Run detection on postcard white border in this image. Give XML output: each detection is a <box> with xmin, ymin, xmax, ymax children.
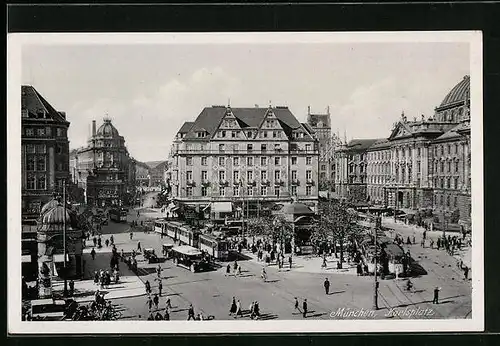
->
<box><xmin>7</xmin><ymin>31</ymin><xmax>484</xmax><ymax>334</ymax></box>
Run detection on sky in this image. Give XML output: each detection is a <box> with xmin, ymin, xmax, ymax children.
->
<box><xmin>21</xmin><ymin>42</ymin><xmax>470</xmax><ymax>162</ymax></box>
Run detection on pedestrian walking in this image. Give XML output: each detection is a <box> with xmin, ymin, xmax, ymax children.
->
<box><xmin>156</xmin><ymin>264</ymin><xmax>162</xmax><ymax>278</ymax></box>
<box><xmin>324</xmin><ymin>278</ymin><xmax>330</xmax><ymax>295</ymax></box>
<box><xmin>158</xmin><ymin>280</ymin><xmax>163</xmax><ymax>297</ymax></box>
<box><xmin>226</xmin><ymin>264</ymin><xmax>231</xmax><ymax>277</ymax></box>
<box><xmin>237</xmin><ymin>265</ymin><xmax>242</xmax><ymax>276</ymax></box>
<box><xmin>321</xmin><ymin>256</ymin><xmax>327</xmax><ymax>269</ymax></box>
<box><xmin>146</xmin><ymin>296</ymin><xmax>153</xmax><ymax>312</ymax></box>
<box><xmin>261</xmin><ymin>267</ymin><xmax>267</xmax><ymax>282</ymax></box>
<box><xmin>93</xmin><ymin>271</ymin><xmax>99</xmax><ymax>285</ymax></box>
<box><xmin>233</xmin><ymin>260</ymin><xmax>238</xmax><ymax>272</ymax></box>
<box><xmin>153</xmin><ymin>293</ymin><xmax>159</xmax><ymax>310</ymax></box>
<box><xmin>423</xmin><ymin>230</ymin><xmax>427</xmax><ymax>240</ymax></box>
<box><xmin>91</xmin><ymin>248</ymin><xmax>96</xmax><ymax>260</ymax></box>
<box><xmin>93</xmin><ymin>237</ymin><xmax>97</xmax><ymax>247</ymax></box>
<box><xmin>120</xmin><ymin>249</ymin><xmax>124</xmax><ymax>261</ymax></box>
<box><xmin>235</xmin><ymin>299</ymin><xmax>242</xmax><ymax>318</ymax></box>
<box><xmin>294</xmin><ymin>297</ymin><xmax>301</xmax><ymax>313</ymax></box>
<box><xmin>249</xmin><ymin>301</ymin><xmax>255</xmax><ymax>319</ymax></box>
<box><xmin>229</xmin><ymin>297</ymin><xmax>237</xmax><ymax>316</ymax></box>
<box><xmin>165</xmin><ymin>298</ymin><xmax>172</xmax><ymax>310</ymax></box>
<box><xmin>187</xmin><ymin>304</ymin><xmax>196</xmax><ymax>321</ymax></box>
<box><xmin>137</xmin><ymin>241</ymin><xmax>142</xmax><ymax>252</ymax></box>
<box><xmin>105</xmin><ymin>238</ymin><xmax>110</xmax><ymax>247</ymax></box>
<box><xmin>433</xmin><ymin>287</ymin><xmax>441</xmax><ymax>304</ymax></box>
<box><xmin>130</xmin><ymin>231</ymin><xmax>133</xmax><ymax>240</ymax></box>
<box><xmin>110</xmin><ymin>235</ymin><xmax>114</xmax><ymax>245</ymax></box>
<box><xmin>464</xmin><ymin>266</ymin><xmax>470</xmax><ymax>280</ymax></box>
<box><xmin>302</xmin><ymin>299</ymin><xmax>308</xmax><ymax>318</ymax></box>
<box><xmin>137</xmin><ymin>210</ymin><xmax>140</xmax><ymax>217</ymax></box>
<box><xmin>69</xmin><ymin>280</ymin><xmax>75</xmax><ymax>296</ymax></box>
<box><xmin>164</xmin><ymin>309</ymin><xmax>170</xmax><ymax>321</ymax></box>
<box><xmin>421</xmin><ymin>238</ymin><xmax>425</xmax><ymax>248</ymax></box>
<box><xmin>288</xmin><ymin>256</ymin><xmax>293</xmax><ymax>270</ymax></box>
<box><xmin>145</xmin><ymin>280</ymin><xmax>151</xmax><ymax>295</ymax></box>
<box><xmin>412</xmin><ymin>234</ymin><xmax>416</xmax><ymax>245</ymax></box>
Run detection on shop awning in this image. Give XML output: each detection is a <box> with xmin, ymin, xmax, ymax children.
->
<box><xmin>211</xmin><ymin>202</ymin><xmax>233</xmax><ymax>213</ymax></box>
<box><xmin>399</xmin><ymin>208</ymin><xmax>418</xmax><ymax>215</ymax></box>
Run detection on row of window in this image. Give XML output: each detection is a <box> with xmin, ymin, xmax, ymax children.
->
<box><xmin>435</xmin><ymin>161</ymin><xmax>461</xmax><ymax>174</ymax></box>
<box><xmin>434</xmin><ymin>143</ymin><xmax>463</xmax><ymax>157</ymax></box>
<box><xmin>186</xmin><ymin>156</ymin><xmax>314</xmax><ymax>166</ymax></box>
<box><xmin>216</xmin><ymin>130</ymin><xmax>284</xmax><ymax>139</ymax></box>
<box><xmin>434</xmin><ymin>176</ymin><xmax>461</xmax><ymax>190</ymax></box>
<box><xmin>182</xmin><ymin>142</ymin><xmax>315</xmax><ymax>152</ymax></box>
<box><xmin>435</xmin><ymin>194</ymin><xmax>459</xmax><ymax>208</ymax></box>
<box><xmin>26</xmin><ymin>174</ymin><xmax>46</xmax><ymax>190</ymax></box>
<box><xmin>185</xmin><ymin>169</ymin><xmax>314</xmax><ymax>181</ymax></box>
<box><xmin>24</xmin><ymin>127</ymin><xmax>67</xmax><ymax>137</ymax></box>
<box><xmin>186</xmin><ymin>185</ymin><xmax>313</xmax><ymax>197</ymax></box>
<box><xmin>25</xmin><ymin>143</ymin><xmax>67</xmax><ymax>155</ymax></box>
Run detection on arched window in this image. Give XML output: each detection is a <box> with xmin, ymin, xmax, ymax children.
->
<box><xmin>446</xmin><ymin>195</ymin><xmax>450</xmax><ymax>207</ymax></box>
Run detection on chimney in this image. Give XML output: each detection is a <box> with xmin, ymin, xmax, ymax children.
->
<box><xmin>308</xmin><ymin>106</ymin><xmax>311</xmax><ymax>115</ymax></box>
<box><xmin>92</xmin><ymin>120</ymin><xmax>96</xmax><ymax>137</ymax></box>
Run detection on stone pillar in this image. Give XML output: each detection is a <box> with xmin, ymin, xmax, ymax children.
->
<box><xmin>37</xmin><ymin>231</ymin><xmax>54</xmax><ymax>299</ymax></box>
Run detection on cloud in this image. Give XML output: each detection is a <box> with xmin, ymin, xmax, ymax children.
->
<box><xmin>68</xmin><ymin>67</ymin><xmax>242</xmax><ymax>161</ymax></box>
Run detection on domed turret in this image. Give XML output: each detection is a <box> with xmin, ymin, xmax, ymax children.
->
<box><xmin>439</xmin><ymin>75</ymin><xmax>470</xmax><ymax>108</ymax></box>
<box><xmin>96</xmin><ymin>118</ymin><xmax>120</xmax><ymax>138</ymax></box>
<box><xmin>40</xmin><ymin>198</ymin><xmax>60</xmax><ymax>216</ymax></box>
<box><xmin>40</xmin><ymin>205</ymin><xmax>78</xmax><ymax>231</ymax></box>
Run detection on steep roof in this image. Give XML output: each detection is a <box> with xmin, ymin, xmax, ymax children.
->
<box><xmin>346</xmin><ymin>139</ymin><xmax>380</xmax><ymax>151</ymax></box>
<box><xmin>178</xmin><ymin>121</ymin><xmax>194</xmax><ymax>134</ymax></box>
<box><xmin>21</xmin><ymin>85</ymin><xmax>68</xmax><ymax>124</ymax></box>
<box><xmin>367</xmin><ymin>138</ymin><xmax>390</xmax><ymax>150</ymax></box>
<box><xmin>435</xmin><ymin>121</ymin><xmax>470</xmax><ymax>141</ymax></box>
<box><xmin>184</xmin><ymin>106</ymin><xmax>308</xmax><ymax>140</ymax></box>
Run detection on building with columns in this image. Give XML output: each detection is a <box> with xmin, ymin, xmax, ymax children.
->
<box><xmin>21</xmin><ymin>86</ymin><xmax>71</xmax><ymax>226</ymax></box>
<box><xmin>333</xmin><ymin>75</ymin><xmax>471</xmax><ymax>231</ymax></box>
<box><xmin>71</xmin><ymin>118</ymin><xmax>135</xmax><ymax>207</ymax></box>
<box><xmin>168</xmin><ymin>105</ymin><xmax>320</xmax><ymax>218</ymax></box>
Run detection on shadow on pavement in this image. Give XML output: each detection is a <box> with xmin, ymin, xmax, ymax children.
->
<box><xmin>258</xmin><ymin>313</ymin><xmax>279</xmax><ymax>320</ymax></box>
<box><xmin>328</xmin><ymin>290</ymin><xmax>346</xmax><ymax>295</ymax></box>
<box><xmin>265</xmin><ymin>280</ymin><xmax>280</xmax><ymax>283</ymax></box>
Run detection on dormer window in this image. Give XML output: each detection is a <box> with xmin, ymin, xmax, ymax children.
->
<box><xmin>196</xmin><ymin>131</ymin><xmax>206</xmax><ymax>138</ymax></box>
<box><xmin>247</xmin><ymin>131</ymin><xmax>252</xmax><ymax>138</ymax></box>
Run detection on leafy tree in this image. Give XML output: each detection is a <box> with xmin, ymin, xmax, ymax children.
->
<box><xmin>270</xmin><ymin>215</ymin><xmax>294</xmax><ymax>252</ymax></box>
<box><xmin>315</xmin><ymin>201</ymin><xmax>363</xmax><ymax>268</ymax></box>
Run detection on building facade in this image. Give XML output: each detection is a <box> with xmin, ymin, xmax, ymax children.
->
<box><xmin>333</xmin><ymin>139</ymin><xmax>380</xmax><ymax>205</ymax></box>
<box><xmin>71</xmin><ymin>119</ymin><xmax>134</xmax><ymax>207</ymax></box>
<box><xmin>169</xmin><ymin>105</ymin><xmax>320</xmax><ymax>216</ymax></box>
<box><xmin>306</xmin><ymin>106</ymin><xmax>334</xmax><ymax>190</ymax></box>
<box><xmin>334</xmin><ymin>75</ymin><xmax>471</xmax><ymax>230</ymax></box>
<box><xmin>21</xmin><ymin>85</ymin><xmax>71</xmax><ymax>225</ymax></box>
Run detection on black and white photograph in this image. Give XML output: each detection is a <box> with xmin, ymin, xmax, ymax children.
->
<box><xmin>7</xmin><ymin>32</ymin><xmax>483</xmax><ymax>333</ymax></box>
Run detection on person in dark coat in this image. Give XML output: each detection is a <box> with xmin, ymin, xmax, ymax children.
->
<box><xmin>69</xmin><ymin>280</ymin><xmax>75</xmax><ymax>296</ymax></box>
<box><xmin>158</xmin><ymin>281</ymin><xmax>163</xmax><ymax>297</ymax></box>
<box><xmin>226</xmin><ymin>264</ymin><xmax>231</xmax><ymax>277</ymax></box>
<box><xmin>464</xmin><ymin>266</ymin><xmax>470</xmax><ymax>280</ymax></box>
<box><xmin>229</xmin><ymin>296</ymin><xmax>237</xmax><ymax>316</ymax></box>
<box><xmin>288</xmin><ymin>256</ymin><xmax>293</xmax><ymax>270</ymax></box>
<box><xmin>433</xmin><ymin>287</ymin><xmax>440</xmax><ymax>304</ymax></box>
<box><xmin>145</xmin><ymin>280</ymin><xmax>151</xmax><ymax>295</ymax></box>
<box><xmin>164</xmin><ymin>309</ymin><xmax>170</xmax><ymax>321</ymax></box>
<box><xmin>302</xmin><ymin>299</ymin><xmax>308</xmax><ymax>318</ymax></box>
<box><xmin>187</xmin><ymin>304</ymin><xmax>195</xmax><ymax>321</ymax></box>
<box><xmin>153</xmin><ymin>294</ymin><xmax>159</xmax><ymax>310</ymax></box>
<box><xmin>324</xmin><ymin>278</ymin><xmax>330</xmax><ymax>295</ymax></box>
<box><xmin>93</xmin><ymin>237</ymin><xmax>97</xmax><ymax>247</ymax></box>
<box><xmin>91</xmin><ymin>248</ymin><xmax>96</xmax><ymax>260</ymax></box>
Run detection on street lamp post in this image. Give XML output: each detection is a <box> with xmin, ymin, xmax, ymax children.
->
<box><xmin>62</xmin><ymin>179</ymin><xmax>68</xmax><ymax>297</ymax></box>
<box><xmin>373</xmin><ymin>214</ymin><xmax>379</xmax><ymax>310</ymax></box>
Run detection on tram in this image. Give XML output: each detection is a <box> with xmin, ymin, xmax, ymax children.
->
<box><xmin>198</xmin><ymin>233</ymin><xmax>229</xmax><ymax>261</ymax></box>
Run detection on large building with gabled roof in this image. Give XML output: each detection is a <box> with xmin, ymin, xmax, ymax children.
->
<box><xmin>168</xmin><ymin>104</ymin><xmax>320</xmax><ymax>218</ymax></box>
<box><xmin>21</xmin><ymin>85</ymin><xmax>71</xmax><ymax>225</ymax></box>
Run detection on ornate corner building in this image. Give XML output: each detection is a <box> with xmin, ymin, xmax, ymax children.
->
<box><xmin>168</xmin><ymin>105</ymin><xmax>320</xmax><ymax>216</ymax></box>
<box><xmin>70</xmin><ymin>119</ymin><xmax>135</xmax><ymax>207</ymax></box>
<box><xmin>333</xmin><ymin>75</ymin><xmax>471</xmax><ymax>231</ymax></box>
<box><xmin>21</xmin><ymin>86</ymin><xmax>71</xmax><ymax>226</ymax></box>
